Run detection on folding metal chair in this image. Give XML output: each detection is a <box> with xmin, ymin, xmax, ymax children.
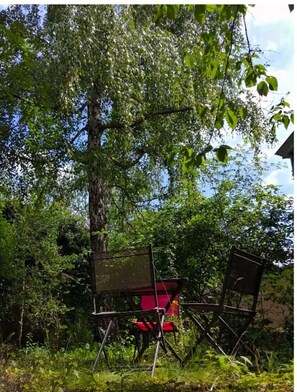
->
<box><xmin>132</xmin><ymin>279</ymin><xmax>187</xmax><ymax>364</ymax></box>
<box><xmin>182</xmin><ymin>246</ymin><xmax>266</xmax><ymax>364</ymax></box>
<box><xmin>90</xmin><ymin>244</ymin><xmax>166</xmax><ymax>376</ymax></box>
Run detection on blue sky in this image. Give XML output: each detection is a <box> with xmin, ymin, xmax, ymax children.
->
<box><xmin>245</xmin><ymin>4</ymin><xmax>294</xmax><ymax>196</ymax></box>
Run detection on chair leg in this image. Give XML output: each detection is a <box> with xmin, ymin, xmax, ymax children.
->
<box><xmin>218</xmin><ymin>316</ymin><xmax>255</xmax><ymax>357</ymax></box>
<box><xmin>151</xmin><ymin>337</ymin><xmax>160</xmax><ymax>377</ymax></box>
<box><xmin>151</xmin><ymin>313</ymin><xmax>165</xmax><ymax>377</ymax></box>
<box><xmin>182</xmin><ymin>310</ymin><xmax>226</xmax><ymax>366</ymax></box>
<box><xmin>163</xmin><ymin>336</ymin><xmax>183</xmax><ymax>363</ymax></box>
<box><xmin>92</xmin><ymin>319</ymin><xmax>113</xmax><ymax>373</ymax></box>
<box><xmin>133</xmin><ymin>330</ymin><xmax>142</xmax><ymax>362</ymax></box>
<box><xmin>133</xmin><ymin>332</ymin><xmax>151</xmax><ymax>363</ymax></box>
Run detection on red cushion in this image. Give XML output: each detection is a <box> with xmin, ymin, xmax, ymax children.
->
<box><xmin>132</xmin><ymin>321</ymin><xmax>176</xmax><ymax>332</ymax></box>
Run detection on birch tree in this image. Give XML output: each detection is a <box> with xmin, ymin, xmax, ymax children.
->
<box><xmin>0</xmin><ymin>5</ymin><xmax>292</xmax><ymax>256</ymax></box>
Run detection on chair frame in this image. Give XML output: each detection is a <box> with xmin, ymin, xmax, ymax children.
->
<box><xmin>182</xmin><ymin>246</ymin><xmax>266</xmax><ymax>364</ymax></box>
<box><xmin>89</xmin><ymin>244</ymin><xmax>166</xmax><ymax>376</ymax></box>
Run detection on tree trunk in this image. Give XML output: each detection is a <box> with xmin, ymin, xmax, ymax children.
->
<box><xmin>87</xmin><ymin>97</ymin><xmax>117</xmax><ymax>334</ymax></box>
<box><xmin>87</xmin><ymin>97</ymin><xmax>109</xmax><ymax>256</ymax></box>
<box><xmin>18</xmin><ymin>279</ymin><xmax>25</xmax><ymax>348</ymax></box>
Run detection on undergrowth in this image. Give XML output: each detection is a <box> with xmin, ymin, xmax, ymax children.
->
<box><xmin>0</xmin><ymin>343</ymin><xmax>293</xmax><ymax>392</ymax></box>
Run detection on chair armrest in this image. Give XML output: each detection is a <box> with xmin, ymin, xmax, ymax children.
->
<box><xmin>181</xmin><ymin>303</ymin><xmax>221</xmax><ymax>312</ymax></box>
<box><xmin>92</xmin><ymin>307</ymin><xmax>166</xmax><ymax>318</ymax></box>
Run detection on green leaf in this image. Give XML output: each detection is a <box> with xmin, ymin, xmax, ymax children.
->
<box><xmin>265</xmin><ymin>76</ymin><xmax>278</xmax><ymax>91</ymax></box>
<box><xmin>220</xmin><ymin>144</ymin><xmax>232</xmax><ymax>150</ymax></box>
<box><xmin>257</xmin><ymin>81</ymin><xmax>269</xmax><ymax>97</ymax></box>
<box><xmin>218</xmin><ymin>99</ymin><xmax>225</xmax><ymax>110</ymax></box>
<box><xmin>254</xmin><ymin>63</ymin><xmax>267</xmax><ymax>76</ymax></box>
<box><xmin>245</xmin><ymin>69</ymin><xmax>257</xmax><ymax>87</ymax></box>
<box><xmin>290</xmin><ymin>113</ymin><xmax>294</xmax><ymax>124</ymax></box>
<box><xmin>214</xmin><ymin>116</ymin><xmax>224</xmax><ymax>130</ymax></box>
<box><xmin>194</xmin><ymin>5</ymin><xmax>206</xmax><ymax>24</ymax></box>
<box><xmin>280</xmin><ymin>100</ymin><xmax>290</xmax><ymax>108</ymax></box>
<box><xmin>216</xmin><ymin>146</ymin><xmax>229</xmax><ymax>163</ymax></box>
<box><xmin>184</xmin><ymin>147</ymin><xmax>193</xmax><ymax>158</ymax></box>
<box><xmin>238</xmin><ymin>107</ymin><xmax>248</xmax><ymax>119</ymax></box>
<box><xmin>209</xmin><ymin>62</ymin><xmax>220</xmax><ymax>79</ymax></box>
<box><xmin>197</xmin><ymin>145</ymin><xmax>213</xmax><ymax>161</ymax></box>
<box><xmin>235</xmin><ymin>61</ymin><xmax>242</xmax><ymax>71</ymax></box>
<box><xmin>282</xmin><ymin>115</ymin><xmax>290</xmax><ymax>129</ymax></box>
<box><xmin>167</xmin><ymin>151</ymin><xmax>177</xmax><ymax>168</ymax></box>
<box><xmin>167</xmin><ymin>5</ymin><xmax>179</xmax><ymax>20</ymax></box>
<box><xmin>208</xmin><ymin>65</ymin><xmax>217</xmax><ymax>79</ymax></box>
<box><xmin>168</xmin><ymin>157</ymin><xmax>177</xmax><ymax>169</ymax></box>
<box><xmin>181</xmin><ymin>156</ymin><xmax>194</xmax><ymax>173</ymax></box>
<box><xmin>225</xmin><ymin>109</ymin><xmax>238</xmax><ymax>129</ymax></box>
<box><xmin>205</xmin><ymin>5</ymin><xmax>217</xmax><ymax>12</ymax></box>
<box><xmin>270</xmin><ymin>123</ymin><xmax>276</xmax><ymax>135</ymax></box>
<box><xmin>154</xmin><ymin>5</ymin><xmax>164</xmax><ymax>23</ymax></box>
<box><xmin>273</xmin><ymin>113</ymin><xmax>282</xmax><ymax>121</ymax></box>
<box><xmin>238</xmin><ymin>5</ymin><xmax>248</xmax><ymax>14</ymax></box>
<box><xmin>194</xmin><ymin>154</ymin><xmax>203</xmax><ymax>167</ymax></box>
<box><xmin>185</xmin><ymin>54</ymin><xmax>195</xmax><ymax>69</ymax></box>
<box><xmin>197</xmin><ymin>105</ymin><xmax>208</xmax><ymax>118</ymax></box>
<box><xmin>202</xmin><ymin>145</ymin><xmax>213</xmax><ymax>154</ymax></box>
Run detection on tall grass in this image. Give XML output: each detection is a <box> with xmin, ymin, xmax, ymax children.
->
<box><xmin>0</xmin><ymin>341</ymin><xmax>293</xmax><ymax>392</ymax></box>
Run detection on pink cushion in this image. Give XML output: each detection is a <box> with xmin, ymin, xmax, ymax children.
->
<box><xmin>132</xmin><ymin>321</ymin><xmax>177</xmax><ymax>332</ymax></box>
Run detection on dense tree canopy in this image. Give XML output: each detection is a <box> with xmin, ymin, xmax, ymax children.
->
<box><xmin>0</xmin><ymin>5</ymin><xmax>293</xmax><ymax>254</ymax></box>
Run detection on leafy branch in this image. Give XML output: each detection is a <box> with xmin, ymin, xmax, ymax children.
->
<box><xmin>95</xmin><ymin>107</ymin><xmax>193</xmax><ymax>132</ymax></box>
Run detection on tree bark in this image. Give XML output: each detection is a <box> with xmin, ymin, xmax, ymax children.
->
<box><xmin>87</xmin><ymin>96</ymin><xmax>109</xmax><ymax>255</ymax></box>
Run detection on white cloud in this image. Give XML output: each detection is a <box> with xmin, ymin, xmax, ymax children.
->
<box><xmin>259</xmin><ymin>147</ymin><xmax>277</xmax><ymax>159</ymax></box>
<box><xmin>246</xmin><ymin>4</ymin><xmax>293</xmax><ymax>26</ymax></box>
<box><xmin>266</xmin><ymin>40</ymin><xmax>278</xmax><ymax>52</ymax></box>
<box><xmin>264</xmin><ymin>169</ymin><xmax>280</xmax><ymax>186</ymax></box>
<box><xmin>266</xmin><ymin>67</ymin><xmax>294</xmax><ymax>116</ymax></box>
<box><xmin>263</xmin><ymin>166</ymin><xmax>294</xmax><ymax>194</ymax></box>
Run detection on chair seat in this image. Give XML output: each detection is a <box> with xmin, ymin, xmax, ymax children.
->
<box><xmin>132</xmin><ymin>321</ymin><xmax>177</xmax><ymax>332</ymax></box>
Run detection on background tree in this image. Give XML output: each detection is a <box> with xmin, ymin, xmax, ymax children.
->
<box><xmin>0</xmin><ymin>151</ymin><xmax>292</xmax><ymax>347</ymax></box>
<box><xmin>0</xmin><ymin>195</ymin><xmax>89</xmax><ymax>347</ymax></box>
<box><xmin>109</xmin><ymin>150</ymin><xmax>293</xmax><ymax>299</ymax></box>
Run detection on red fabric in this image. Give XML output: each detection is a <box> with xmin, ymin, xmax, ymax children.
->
<box><xmin>132</xmin><ymin>321</ymin><xmax>176</xmax><ymax>332</ymax></box>
<box><xmin>141</xmin><ymin>295</ymin><xmax>179</xmax><ymax>316</ymax></box>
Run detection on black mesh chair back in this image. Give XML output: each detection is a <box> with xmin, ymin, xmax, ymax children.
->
<box><xmin>91</xmin><ymin>245</ymin><xmax>158</xmax><ymax>311</ymax></box>
<box><xmin>92</xmin><ymin>246</ymin><xmax>154</xmax><ymax>293</ymax></box>
<box><xmin>220</xmin><ymin>246</ymin><xmax>266</xmax><ymax>312</ymax></box>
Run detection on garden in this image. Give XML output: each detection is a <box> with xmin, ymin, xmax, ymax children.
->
<box><xmin>0</xmin><ymin>4</ymin><xmax>294</xmax><ymax>391</ymax></box>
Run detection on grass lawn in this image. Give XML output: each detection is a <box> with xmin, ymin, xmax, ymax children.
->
<box><xmin>0</xmin><ymin>344</ymin><xmax>293</xmax><ymax>392</ymax></box>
